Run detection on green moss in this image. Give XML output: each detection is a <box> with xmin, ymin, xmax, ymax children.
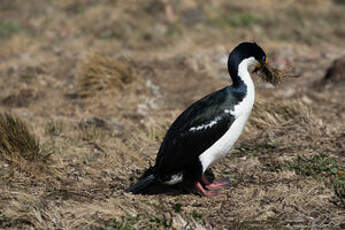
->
<box><xmin>285</xmin><ymin>153</ymin><xmax>345</xmax><ymax>205</ymax></box>
<box><xmin>212</xmin><ymin>12</ymin><xmax>260</xmax><ymax>28</ymax></box>
<box><xmin>0</xmin><ymin>21</ymin><xmax>25</xmax><ymax>39</ymax></box>
<box><xmin>235</xmin><ymin>142</ymin><xmax>278</xmax><ymax>158</ymax></box>
<box><xmin>173</xmin><ymin>203</ymin><xmax>182</xmax><ymax>213</ymax></box>
<box><xmin>224</xmin><ymin>13</ymin><xmax>260</xmax><ymax>27</ymax></box>
<box><xmin>191</xmin><ymin>210</ymin><xmax>203</xmax><ymax>219</ymax></box>
<box><xmin>285</xmin><ymin>154</ymin><xmax>340</xmax><ymax>178</ymax></box>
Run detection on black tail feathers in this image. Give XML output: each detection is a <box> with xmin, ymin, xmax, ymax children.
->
<box><xmin>125</xmin><ymin>174</ymin><xmax>157</xmax><ymax>193</ymax></box>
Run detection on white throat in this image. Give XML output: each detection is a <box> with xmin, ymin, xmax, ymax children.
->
<box><xmin>231</xmin><ymin>57</ymin><xmax>256</xmax><ymax>118</ymax></box>
<box><xmin>237</xmin><ymin>57</ymin><xmax>256</xmax><ymax>88</ymax></box>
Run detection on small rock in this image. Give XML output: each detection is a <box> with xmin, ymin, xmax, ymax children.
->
<box><xmin>194</xmin><ymin>222</ymin><xmax>207</xmax><ymax>230</ymax></box>
<box><xmin>323</xmin><ymin>55</ymin><xmax>345</xmax><ymax>84</ymax></box>
<box><xmin>282</xmin><ymin>88</ymin><xmax>296</xmax><ymax>97</ymax></box>
<box><xmin>256</xmin><ymin>210</ymin><xmax>276</xmax><ymax>221</ymax></box>
<box><xmin>172</xmin><ymin>214</ymin><xmax>187</xmax><ymax>230</ymax></box>
<box><xmin>302</xmin><ymin>96</ymin><xmax>313</xmax><ymax>104</ymax></box>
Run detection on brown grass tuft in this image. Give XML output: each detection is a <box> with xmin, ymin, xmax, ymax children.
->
<box><xmin>78</xmin><ymin>52</ymin><xmax>135</xmax><ymax>97</ymax></box>
<box><xmin>0</xmin><ymin>113</ymin><xmax>49</xmax><ymax>171</ymax></box>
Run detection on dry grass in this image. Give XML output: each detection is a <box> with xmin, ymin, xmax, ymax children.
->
<box><xmin>249</xmin><ymin>99</ymin><xmax>308</xmax><ymax>131</ymax></box>
<box><xmin>78</xmin><ymin>52</ymin><xmax>136</xmax><ymax>97</ymax></box>
<box><xmin>0</xmin><ymin>113</ymin><xmax>50</xmax><ymax>172</ymax></box>
<box><xmin>0</xmin><ymin>0</ymin><xmax>345</xmax><ymax>229</ymax></box>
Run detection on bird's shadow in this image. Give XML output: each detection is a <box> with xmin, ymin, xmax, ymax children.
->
<box><xmin>138</xmin><ymin>183</ymin><xmax>190</xmax><ymax>196</ymax></box>
<box><xmin>126</xmin><ymin>169</ymin><xmax>215</xmax><ymax>196</ymax></box>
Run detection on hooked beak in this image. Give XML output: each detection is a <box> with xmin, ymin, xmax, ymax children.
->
<box><xmin>253</xmin><ymin>57</ymin><xmax>285</xmax><ymax>85</ymax></box>
<box><xmin>253</xmin><ymin>57</ymin><xmax>272</xmax><ymax>80</ymax></box>
<box><xmin>254</xmin><ymin>56</ymin><xmax>267</xmax><ymax>71</ymax></box>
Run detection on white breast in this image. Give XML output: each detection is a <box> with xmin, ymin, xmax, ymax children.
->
<box><xmin>198</xmin><ymin>112</ymin><xmax>251</xmax><ymax>172</ymax></box>
<box><xmin>198</xmin><ymin>57</ymin><xmax>256</xmax><ymax>172</ymax></box>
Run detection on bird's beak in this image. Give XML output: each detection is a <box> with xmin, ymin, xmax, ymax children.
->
<box><xmin>260</xmin><ymin>63</ymin><xmax>273</xmax><ymax>81</ymax></box>
<box><xmin>253</xmin><ymin>57</ymin><xmax>285</xmax><ymax>85</ymax></box>
<box><xmin>253</xmin><ymin>57</ymin><xmax>277</xmax><ymax>85</ymax></box>
<box><xmin>254</xmin><ymin>56</ymin><xmax>268</xmax><ymax>73</ymax></box>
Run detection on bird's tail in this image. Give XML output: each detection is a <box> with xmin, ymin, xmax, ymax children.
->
<box><xmin>125</xmin><ymin>174</ymin><xmax>157</xmax><ymax>193</ymax></box>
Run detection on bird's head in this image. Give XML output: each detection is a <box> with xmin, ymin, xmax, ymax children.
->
<box><xmin>228</xmin><ymin>42</ymin><xmax>268</xmax><ymax>72</ymax></box>
<box><xmin>228</xmin><ymin>42</ymin><xmax>273</xmax><ymax>84</ymax></box>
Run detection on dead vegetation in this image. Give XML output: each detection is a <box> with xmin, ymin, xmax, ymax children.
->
<box><xmin>0</xmin><ymin>113</ymin><xmax>48</xmax><ymax>171</ymax></box>
<box><xmin>256</xmin><ymin>64</ymin><xmax>292</xmax><ymax>86</ymax></box>
<box><xmin>0</xmin><ymin>0</ymin><xmax>345</xmax><ymax>229</ymax></box>
<box><xmin>1</xmin><ymin>89</ymin><xmax>43</xmax><ymax>108</ymax></box>
<box><xmin>249</xmin><ymin>99</ymin><xmax>308</xmax><ymax>131</ymax></box>
<box><xmin>77</xmin><ymin>52</ymin><xmax>136</xmax><ymax>97</ymax></box>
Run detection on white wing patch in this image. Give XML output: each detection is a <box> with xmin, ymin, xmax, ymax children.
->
<box><xmin>189</xmin><ymin>109</ymin><xmax>234</xmax><ymax>132</ymax></box>
<box><xmin>163</xmin><ymin>172</ymin><xmax>183</xmax><ymax>185</ymax></box>
<box><xmin>189</xmin><ymin>116</ymin><xmax>222</xmax><ymax>131</ymax></box>
<box><xmin>224</xmin><ymin>109</ymin><xmax>232</xmax><ymax>114</ymax></box>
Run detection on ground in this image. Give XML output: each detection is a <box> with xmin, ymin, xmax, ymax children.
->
<box><xmin>0</xmin><ymin>0</ymin><xmax>345</xmax><ymax>229</ymax></box>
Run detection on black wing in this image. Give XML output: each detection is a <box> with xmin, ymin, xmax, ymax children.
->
<box><xmin>155</xmin><ymin>86</ymin><xmax>243</xmax><ymax>176</ymax></box>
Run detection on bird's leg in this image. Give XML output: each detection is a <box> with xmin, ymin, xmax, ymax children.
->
<box><xmin>201</xmin><ymin>175</ymin><xmax>231</xmax><ymax>191</ymax></box>
<box><xmin>195</xmin><ymin>181</ymin><xmax>218</xmax><ymax>196</ymax></box>
<box><xmin>201</xmin><ymin>174</ymin><xmax>211</xmax><ymax>185</ymax></box>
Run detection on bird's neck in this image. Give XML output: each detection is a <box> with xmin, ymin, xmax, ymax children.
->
<box><xmin>229</xmin><ymin>58</ymin><xmax>256</xmax><ymax>117</ymax></box>
<box><xmin>229</xmin><ymin>57</ymin><xmax>255</xmax><ymax>93</ymax></box>
<box><xmin>237</xmin><ymin>58</ymin><xmax>255</xmax><ymax>93</ymax></box>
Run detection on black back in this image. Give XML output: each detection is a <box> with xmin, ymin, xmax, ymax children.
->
<box><xmin>154</xmin><ymin>86</ymin><xmax>245</xmax><ymax>181</ymax></box>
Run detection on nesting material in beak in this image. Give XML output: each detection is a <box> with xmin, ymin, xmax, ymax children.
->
<box><xmin>254</xmin><ymin>63</ymin><xmax>289</xmax><ymax>86</ymax></box>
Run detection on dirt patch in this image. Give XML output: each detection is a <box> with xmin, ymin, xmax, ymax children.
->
<box><xmin>2</xmin><ymin>89</ymin><xmax>44</xmax><ymax>107</ymax></box>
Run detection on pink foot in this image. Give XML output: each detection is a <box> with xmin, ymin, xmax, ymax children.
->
<box><xmin>202</xmin><ymin>175</ymin><xmax>231</xmax><ymax>191</ymax></box>
<box><xmin>195</xmin><ymin>182</ymin><xmax>218</xmax><ymax>196</ymax></box>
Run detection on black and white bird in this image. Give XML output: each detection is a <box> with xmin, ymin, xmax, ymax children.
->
<box><xmin>126</xmin><ymin>42</ymin><xmax>271</xmax><ymax>196</ymax></box>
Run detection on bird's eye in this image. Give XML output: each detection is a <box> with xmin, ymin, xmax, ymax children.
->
<box><xmin>262</xmin><ymin>56</ymin><xmax>268</xmax><ymax>64</ymax></box>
